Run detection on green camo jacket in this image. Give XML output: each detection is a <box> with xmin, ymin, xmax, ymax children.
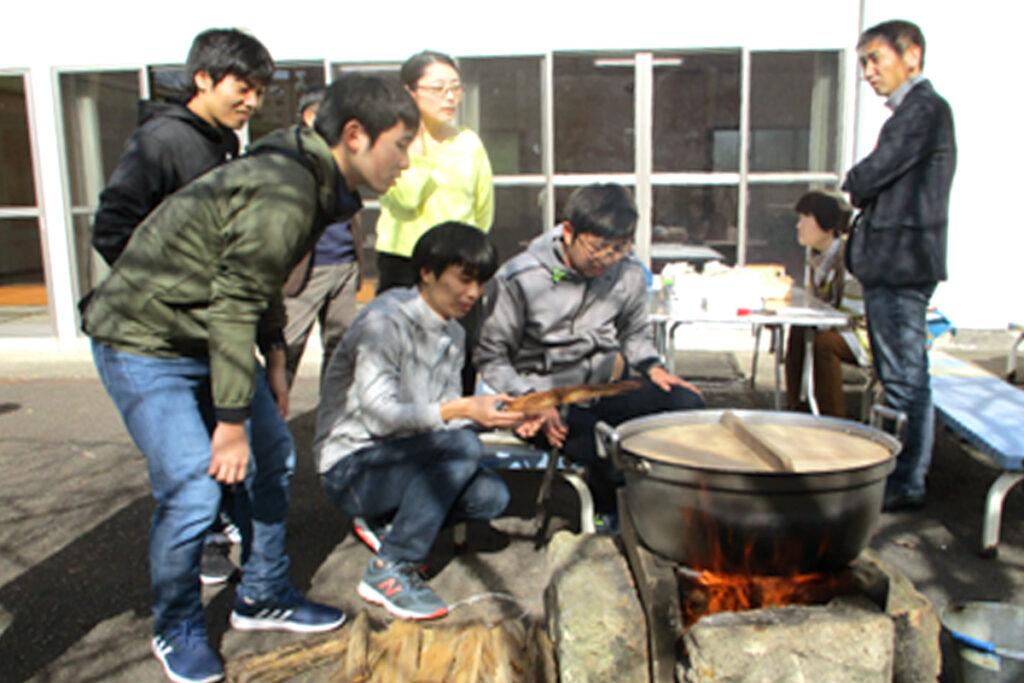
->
<box><xmin>82</xmin><ymin>125</ymin><xmax>356</xmax><ymax>422</ymax></box>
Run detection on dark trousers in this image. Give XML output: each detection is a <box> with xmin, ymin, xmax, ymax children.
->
<box><xmin>785</xmin><ymin>327</ymin><xmax>857</xmax><ymax>418</ymax></box>
<box><xmin>320</xmin><ymin>428</ymin><xmax>509</xmax><ymax>563</ymax></box>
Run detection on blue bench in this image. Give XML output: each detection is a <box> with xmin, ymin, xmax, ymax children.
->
<box><xmin>929</xmin><ymin>351</ymin><xmax>1024</xmax><ymax>556</ymax></box>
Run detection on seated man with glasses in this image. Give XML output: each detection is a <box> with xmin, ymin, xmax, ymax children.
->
<box><xmin>475</xmin><ymin>184</ymin><xmax>705</xmax><ymax>531</ymax></box>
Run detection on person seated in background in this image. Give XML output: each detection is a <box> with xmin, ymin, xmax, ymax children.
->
<box><xmin>314</xmin><ymin>222</ymin><xmax>524</xmax><ymax>621</ymax></box>
<box><xmin>784</xmin><ymin>190</ymin><xmax>869</xmax><ymax>418</ymax></box>
<box><xmin>474</xmin><ymin>184</ymin><xmax>705</xmax><ymax>532</ymax></box>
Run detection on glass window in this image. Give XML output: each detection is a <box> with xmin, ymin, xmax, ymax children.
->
<box><xmin>0</xmin><ymin>76</ymin><xmax>49</xmax><ymax>329</ymax></box>
<box><xmin>59</xmin><ymin>71</ymin><xmax>140</xmax><ymax>296</ymax></box>
<box><xmin>249</xmin><ymin>63</ymin><xmax>325</xmax><ymax>142</ymax></box>
<box><xmin>0</xmin><ymin>75</ymin><xmax>37</xmax><ymax>206</ymax></box>
<box><xmin>460</xmin><ymin>57</ymin><xmax>542</xmax><ymax>175</ymax></box>
<box><xmin>652</xmin><ymin>185</ymin><xmax>739</xmax><ymax>270</ymax></box>
<box><xmin>491</xmin><ymin>185</ymin><xmax>546</xmax><ymax>264</ymax></box>
<box><xmin>653</xmin><ymin>51</ymin><xmax>741</xmax><ymax>172</ymax></box>
<box><xmin>746</xmin><ymin>183</ymin><xmax>832</xmax><ymax>281</ymax></box>
<box><xmin>554</xmin><ymin>53</ymin><xmax>634</xmax><ymax>174</ymax></box>
<box><xmin>60</xmin><ymin>72</ymin><xmax>139</xmax><ymax>207</ymax></box>
<box><xmin>750</xmin><ymin>52</ymin><xmax>839</xmax><ymax>172</ymax></box>
<box><xmin>148</xmin><ymin>64</ymin><xmax>188</xmax><ymax>104</ymax></box>
<box><xmin>0</xmin><ymin>217</ymin><xmax>45</xmax><ymax>290</ymax></box>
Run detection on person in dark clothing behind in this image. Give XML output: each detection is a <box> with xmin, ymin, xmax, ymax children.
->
<box><xmin>282</xmin><ymin>87</ymin><xmax>363</xmax><ymax>388</ymax></box>
<box><xmin>842</xmin><ymin>19</ymin><xmax>956</xmax><ymax>512</ymax></box>
<box><xmin>91</xmin><ymin>28</ymin><xmax>274</xmax><ymax>265</ymax></box>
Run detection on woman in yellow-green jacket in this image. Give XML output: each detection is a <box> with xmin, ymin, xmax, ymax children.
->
<box><xmin>375</xmin><ymin>50</ymin><xmax>494</xmax><ymax>292</ymax></box>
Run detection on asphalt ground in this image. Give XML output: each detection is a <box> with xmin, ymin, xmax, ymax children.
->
<box><xmin>1</xmin><ymin>329</ymin><xmax>1022</xmax><ymax>682</ymax></box>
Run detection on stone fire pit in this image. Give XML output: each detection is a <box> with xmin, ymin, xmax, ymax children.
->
<box><xmin>545</xmin><ymin>532</ymin><xmax>941</xmax><ymax>682</ymax></box>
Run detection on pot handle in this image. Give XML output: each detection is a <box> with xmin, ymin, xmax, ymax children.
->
<box><xmin>870</xmin><ymin>404</ymin><xmax>907</xmax><ymax>444</ymax></box>
<box><xmin>594</xmin><ymin>421</ymin><xmax>624</xmax><ymax>468</ymax></box>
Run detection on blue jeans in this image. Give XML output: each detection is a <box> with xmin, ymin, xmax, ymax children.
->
<box><xmin>320</xmin><ymin>428</ymin><xmax>509</xmax><ymax>563</ymax></box>
<box><xmin>863</xmin><ymin>283</ymin><xmax>936</xmax><ymax>497</ymax></box>
<box><xmin>91</xmin><ymin>342</ymin><xmax>294</xmax><ymax>635</ymax></box>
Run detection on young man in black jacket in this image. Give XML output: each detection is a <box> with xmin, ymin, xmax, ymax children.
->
<box><xmin>843</xmin><ymin>19</ymin><xmax>956</xmax><ymax>512</ymax></box>
<box><xmin>91</xmin><ymin>28</ymin><xmax>274</xmax><ymax>265</ymax></box>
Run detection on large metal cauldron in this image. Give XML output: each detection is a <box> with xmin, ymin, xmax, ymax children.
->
<box><xmin>597</xmin><ymin>409</ymin><xmax>901</xmax><ymax>575</ymax></box>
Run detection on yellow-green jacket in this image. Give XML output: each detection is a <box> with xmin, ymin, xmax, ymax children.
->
<box><xmin>375</xmin><ymin>127</ymin><xmax>492</xmax><ymax>257</ymax></box>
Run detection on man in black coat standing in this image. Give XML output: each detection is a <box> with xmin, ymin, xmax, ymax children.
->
<box><xmin>843</xmin><ymin>19</ymin><xmax>956</xmax><ymax>511</ymax></box>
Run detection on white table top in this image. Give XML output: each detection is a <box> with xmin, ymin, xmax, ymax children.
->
<box><xmin>650</xmin><ymin>287</ymin><xmax>849</xmax><ymax>328</ymax></box>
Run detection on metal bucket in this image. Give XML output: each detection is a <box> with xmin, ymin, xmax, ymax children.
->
<box><xmin>940</xmin><ymin>602</ymin><xmax>1024</xmax><ymax>683</ymax></box>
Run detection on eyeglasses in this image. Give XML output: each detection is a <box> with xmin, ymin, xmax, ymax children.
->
<box><xmin>575</xmin><ymin>234</ymin><xmax>633</xmax><ymax>259</ymax></box>
<box><xmin>416</xmin><ymin>81</ymin><xmax>464</xmax><ymax>97</ymax></box>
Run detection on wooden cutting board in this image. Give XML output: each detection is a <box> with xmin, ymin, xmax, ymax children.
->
<box><xmin>504</xmin><ymin>380</ymin><xmax>643</xmax><ymax>414</ymax></box>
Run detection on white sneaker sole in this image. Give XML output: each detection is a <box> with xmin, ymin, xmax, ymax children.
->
<box><xmin>357</xmin><ymin>580</ymin><xmax>448</xmax><ymax>621</ymax></box>
<box><xmin>229</xmin><ymin>609</ymin><xmax>346</xmax><ymax>634</ymax></box>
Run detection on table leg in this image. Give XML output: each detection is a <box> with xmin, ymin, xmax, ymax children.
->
<box><xmin>772</xmin><ymin>325</ymin><xmax>785</xmax><ymax>410</ymax></box>
<box><xmin>652</xmin><ymin>319</ymin><xmax>670</xmax><ymax>373</ymax></box>
<box><xmin>802</xmin><ymin>326</ymin><xmax>820</xmax><ymax>415</ymax></box>
<box><xmin>750</xmin><ymin>324</ymin><xmax>763</xmax><ymax>390</ymax></box>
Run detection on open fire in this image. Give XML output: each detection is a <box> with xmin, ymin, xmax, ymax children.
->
<box><xmin>678</xmin><ymin>505</ymin><xmax>859</xmax><ymax>627</ymax></box>
<box><xmin>680</xmin><ymin>567</ymin><xmax>854</xmax><ymax>627</ymax></box>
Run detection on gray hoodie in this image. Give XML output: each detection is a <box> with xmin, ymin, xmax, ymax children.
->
<box><xmin>475</xmin><ymin>227</ymin><xmax>662</xmax><ymax>396</ymax></box>
<box><xmin>314</xmin><ymin>287</ymin><xmax>467</xmax><ymax>474</ymax></box>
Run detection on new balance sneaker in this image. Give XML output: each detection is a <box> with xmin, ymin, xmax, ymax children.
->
<box><xmin>199</xmin><ymin>543</ymin><xmax>237</xmax><ymax>586</ymax></box>
<box><xmin>357</xmin><ymin>557</ymin><xmax>448</xmax><ymax>621</ymax></box>
<box><xmin>151</xmin><ymin>620</ymin><xmax>223</xmax><ymax>683</ymax></box>
<box><xmin>352</xmin><ymin>516</ymin><xmax>390</xmax><ymax>554</ymax></box>
<box><xmin>230</xmin><ymin>586</ymin><xmax>346</xmax><ymax>633</ymax></box>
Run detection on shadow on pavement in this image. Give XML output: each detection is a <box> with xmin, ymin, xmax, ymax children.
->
<box><xmin>0</xmin><ymin>408</ymin><xmax>349</xmax><ymax>682</ymax></box>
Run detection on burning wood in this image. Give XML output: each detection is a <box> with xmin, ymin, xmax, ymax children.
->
<box><xmin>680</xmin><ymin>567</ymin><xmax>853</xmax><ymax>627</ymax></box>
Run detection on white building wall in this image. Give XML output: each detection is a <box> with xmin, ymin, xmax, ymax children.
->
<box><xmin>3</xmin><ymin>0</ymin><xmax>1017</xmax><ymax>334</ymax></box>
<box><xmin>858</xmin><ymin>0</ymin><xmax>1019</xmax><ymax>329</ymax></box>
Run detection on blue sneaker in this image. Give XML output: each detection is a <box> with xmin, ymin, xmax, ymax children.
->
<box><xmin>230</xmin><ymin>586</ymin><xmax>346</xmax><ymax>633</ymax></box>
<box><xmin>151</xmin><ymin>620</ymin><xmax>223</xmax><ymax>683</ymax></box>
<box><xmin>357</xmin><ymin>558</ymin><xmax>448</xmax><ymax>621</ymax></box>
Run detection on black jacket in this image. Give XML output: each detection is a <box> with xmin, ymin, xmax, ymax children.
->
<box><xmin>91</xmin><ymin>100</ymin><xmax>239</xmax><ymax>265</ymax></box>
<box><xmin>843</xmin><ymin>79</ymin><xmax>956</xmax><ymax>287</ymax></box>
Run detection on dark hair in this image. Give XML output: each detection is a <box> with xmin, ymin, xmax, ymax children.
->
<box><xmin>297</xmin><ymin>85</ymin><xmax>325</xmax><ymax>122</ymax></box>
<box><xmin>400</xmin><ymin>50</ymin><xmax>459</xmax><ymax>89</ymax></box>
<box><xmin>412</xmin><ymin>222</ymin><xmax>498</xmax><ymax>284</ymax></box>
<box><xmin>314</xmin><ymin>73</ymin><xmax>419</xmax><ymax>146</ymax></box>
<box><xmin>794</xmin><ymin>191</ymin><xmax>853</xmax><ymax>236</ymax></box>
<box><xmin>185</xmin><ymin>28</ymin><xmax>274</xmax><ymax>100</ymax></box>
<box><xmin>564</xmin><ymin>184</ymin><xmax>638</xmax><ymax>240</ymax></box>
<box><xmin>858</xmin><ymin>20</ymin><xmax>926</xmax><ymax>69</ymax></box>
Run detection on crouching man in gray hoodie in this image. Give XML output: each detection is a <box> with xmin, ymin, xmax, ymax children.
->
<box><xmin>314</xmin><ymin>222</ymin><xmax>525</xmax><ymax>621</ymax></box>
<box><xmin>475</xmin><ymin>184</ymin><xmax>705</xmax><ymax>531</ymax></box>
